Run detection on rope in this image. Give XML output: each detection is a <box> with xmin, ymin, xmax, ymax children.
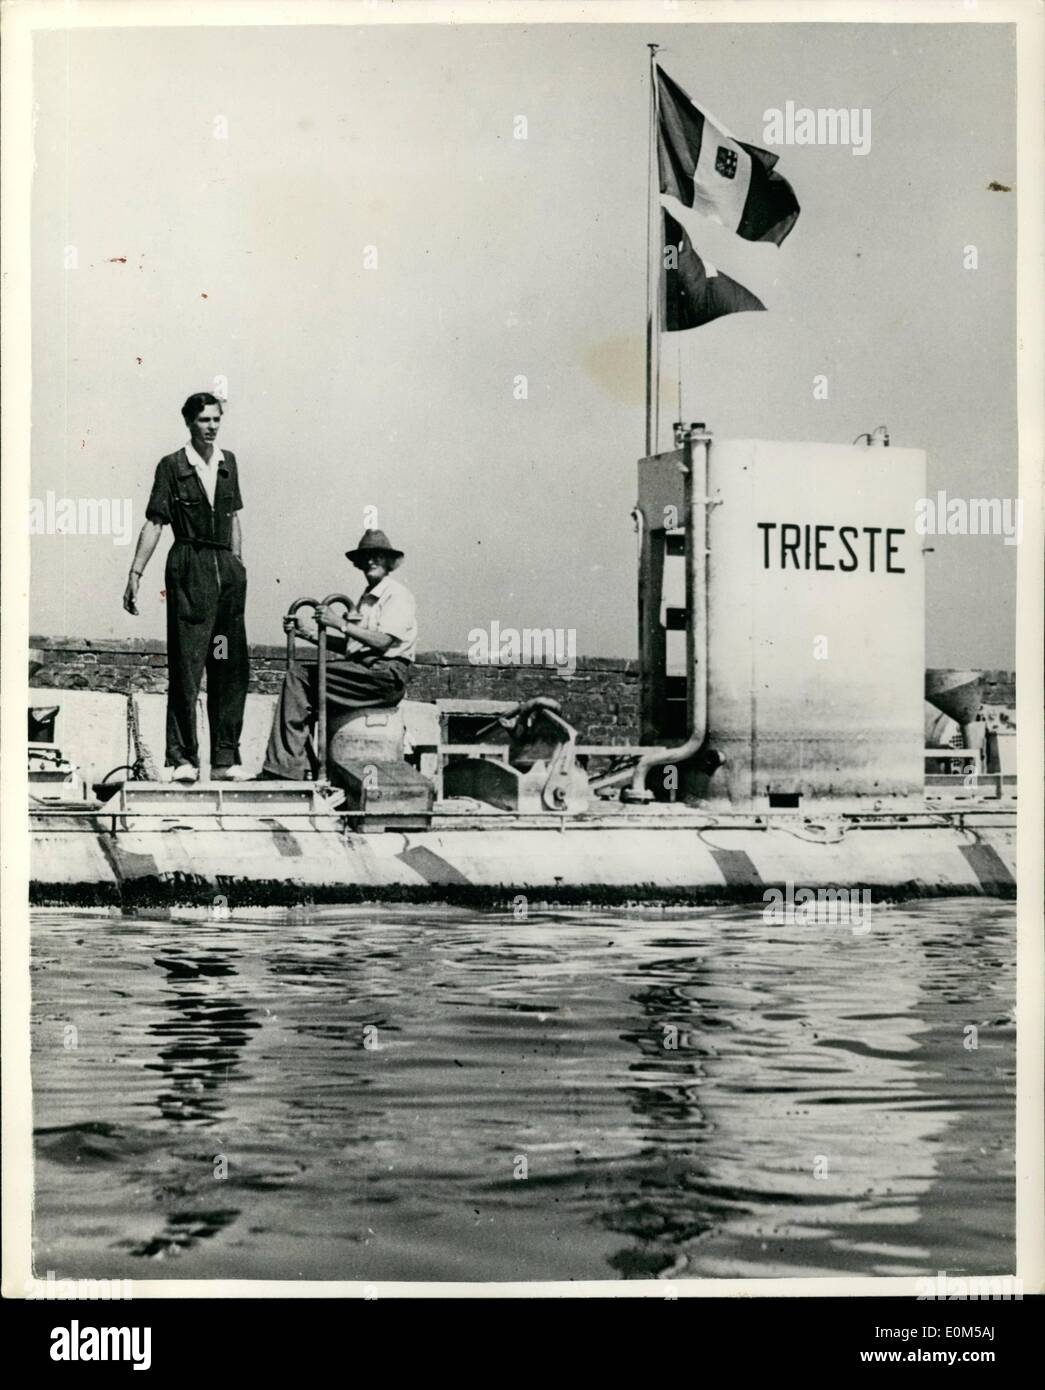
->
<box><xmin>775</xmin><ymin>818</ymin><xmax>848</xmax><ymax>845</ymax></box>
<box><xmin>126</xmin><ymin>692</ymin><xmax>158</xmax><ymax>781</ymax></box>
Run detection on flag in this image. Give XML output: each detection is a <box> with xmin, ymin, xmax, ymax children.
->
<box><xmin>656</xmin><ymin>65</ymin><xmax>800</xmax><ymax>246</ymax></box>
<box><xmin>662</xmin><ymin>210</ymin><xmax>765</xmax><ymax>330</ymax></box>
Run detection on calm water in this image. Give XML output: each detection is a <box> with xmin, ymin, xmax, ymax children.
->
<box><xmin>31</xmin><ymin>901</ymin><xmax>1015</xmax><ymax>1282</ymax></box>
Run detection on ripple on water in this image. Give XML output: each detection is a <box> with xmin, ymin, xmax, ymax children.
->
<box><xmin>30</xmin><ymin>900</ymin><xmax>1015</xmax><ymax>1281</ymax></box>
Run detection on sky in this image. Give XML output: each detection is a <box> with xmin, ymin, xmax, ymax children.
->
<box><xmin>29</xmin><ymin>16</ymin><xmax>1018</xmax><ymax>665</ymax></box>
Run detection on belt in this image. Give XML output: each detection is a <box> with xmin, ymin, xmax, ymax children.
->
<box><xmin>174</xmin><ymin>538</ymin><xmax>231</xmax><ymax>550</ymax></box>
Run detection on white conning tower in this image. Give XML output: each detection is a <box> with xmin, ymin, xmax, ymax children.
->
<box><xmin>634</xmin><ymin>426</ymin><xmax>927</xmax><ymax>810</ymax></box>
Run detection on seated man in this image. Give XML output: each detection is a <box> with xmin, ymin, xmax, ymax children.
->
<box><xmin>262</xmin><ymin>529</ymin><xmax>416</xmax><ymax>780</ymax></box>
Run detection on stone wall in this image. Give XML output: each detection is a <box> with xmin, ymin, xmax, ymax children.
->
<box><xmin>28</xmin><ymin>636</ymin><xmax>642</xmax><ymax>745</ymax></box>
<box><xmin>27</xmin><ymin>636</ymin><xmax>1016</xmax><ymax>745</ymax></box>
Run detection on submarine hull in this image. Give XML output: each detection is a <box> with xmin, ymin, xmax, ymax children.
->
<box><xmin>30</xmin><ymin>807</ymin><xmax>1016</xmax><ymax>908</ymax></box>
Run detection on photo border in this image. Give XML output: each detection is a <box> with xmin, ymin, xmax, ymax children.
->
<box><xmin>3</xmin><ymin>0</ymin><xmax>1042</xmax><ymax>1302</ymax></box>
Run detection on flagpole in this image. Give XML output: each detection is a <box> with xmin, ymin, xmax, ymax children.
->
<box><xmin>645</xmin><ymin>42</ymin><xmax>661</xmax><ymax>458</ymax></box>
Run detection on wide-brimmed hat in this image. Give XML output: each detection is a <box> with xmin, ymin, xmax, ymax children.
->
<box><xmin>345</xmin><ymin>529</ymin><xmax>405</xmax><ymax>565</ymax></box>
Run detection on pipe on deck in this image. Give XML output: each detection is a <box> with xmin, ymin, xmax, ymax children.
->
<box><xmin>625</xmin><ymin>424</ymin><xmax>712</xmax><ymax>801</ymax></box>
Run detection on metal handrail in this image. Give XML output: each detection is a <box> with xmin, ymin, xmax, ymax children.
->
<box><xmin>284</xmin><ymin>595</ymin><xmax>320</xmax><ymax>667</ymax></box>
<box><xmin>315</xmin><ymin>594</ymin><xmax>358</xmax><ymax>780</ymax></box>
<box><xmin>284</xmin><ymin>596</ymin><xmax>326</xmax><ymax>776</ymax></box>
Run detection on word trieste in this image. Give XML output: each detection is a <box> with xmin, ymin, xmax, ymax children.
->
<box><xmin>756</xmin><ymin>522</ymin><xmax>907</xmax><ymax>573</ymax></box>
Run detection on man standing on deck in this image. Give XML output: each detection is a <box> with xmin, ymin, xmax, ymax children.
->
<box><xmin>123</xmin><ymin>393</ymin><xmax>250</xmax><ymax>781</ymax></box>
<box><xmin>261</xmin><ymin>529</ymin><xmax>416</xmax><ymax>780</ymax></box>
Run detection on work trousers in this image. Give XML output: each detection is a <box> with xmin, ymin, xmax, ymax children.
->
<box><xmin>164</xmin><ymin>541</ymin><xmax>250</xmax><ymax>769</ymax></box>
<box><xmin>262</xmin><ymin>655</ymin><xmax>410</xmax><ymax>780</ymax></box>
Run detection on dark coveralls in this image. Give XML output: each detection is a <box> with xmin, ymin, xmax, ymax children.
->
<box><xmin>146</xmin><ymin>449</ymin><xmax>250</xmax><ymax>769</ymax></box>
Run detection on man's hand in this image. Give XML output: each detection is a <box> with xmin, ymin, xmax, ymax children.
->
<box><xmin>284</xmin><ymin>613</ymin><xmax>319</xmax><ymax>642</ymax></box>
<box><xmin>123</xmin><ymin>574</ymin><xmax>140</xmax><ymax>616</ymax></box>
<box><xmin>315</xmin><ymin>603</ymin><xmax>350</xmax><ymax>632</ymax></box>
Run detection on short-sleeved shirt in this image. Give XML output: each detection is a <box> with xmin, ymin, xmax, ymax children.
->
<box><xmin>145</xmin><ymin>448</ymin><xmax>243</xmax><ymax>547</ymax></box>
<box><xmin>348</xmin><ymin>575</ymin><xmax>418</xmax><ymax>663</ymax></box>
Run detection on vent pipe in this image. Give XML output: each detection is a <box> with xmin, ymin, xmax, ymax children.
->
<box><xmin>624</xmin><ymin>423</ymin><xmax>712</xmax><ymax>802</ymax></box>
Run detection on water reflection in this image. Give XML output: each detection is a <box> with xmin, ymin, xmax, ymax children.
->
<box><xmin>107</xmin><ymin>943</ymin><xmax>262</xmax><ymax>1258</ymax></box>
<box><xmin>483</xmin><ymin>907</ymin><xmax>1016</xmax><ymax>1280</ymax></box>
<box><xmin>604</xmin><ymin>971</ymin><xmax>715</xmax><ymax>1276</ymax></box>
<box><xmin>30</xmin><ymin>902</ymin><xmax>1015</xmax><ymax>1281</ymax></box>
<box><xmin>145</xmin><ymin>945</ymin><xmax>261</xmax><ymax>1127</ymax></box>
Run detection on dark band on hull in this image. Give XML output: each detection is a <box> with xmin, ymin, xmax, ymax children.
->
<box><xmin>959</xmin><ymin>841</ymin><xmax>1017</xmax><ymax>896</ymax></box>
<box><xmin>709</xmin><ymin>848</ymin><xmax>765</xmax><ymax>889</ymax></box>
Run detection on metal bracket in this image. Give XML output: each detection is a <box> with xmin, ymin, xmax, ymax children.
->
<box><xmin>537</xmin><ymin>708</ymin><xmax>583</xmax><ymax>812</ymax></box>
